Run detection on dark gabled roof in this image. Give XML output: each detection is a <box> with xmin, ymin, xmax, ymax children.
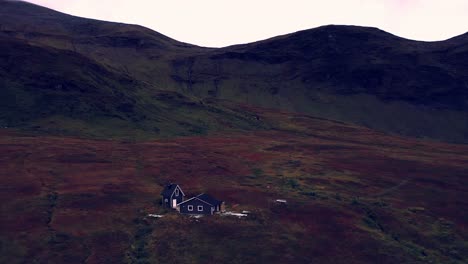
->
<box><xmin>161</xmin><ymin>184</ymin><xmax>184</xmax><ymax>197</ymax></box>
<box><xmin>196</xmin><ymin>193</ymin><xmax>222</xmax><ymax>206</ymax></box>
<box><xmin>177</xmin><ymin>196</ymin><xmax>213</xmax><ymax>206</ymax></box>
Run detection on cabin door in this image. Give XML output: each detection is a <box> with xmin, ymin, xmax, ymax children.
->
<box><xmin>172</xmin><ymin>199</ymin><xmax>177</xmax><ymax>208</ymax></box>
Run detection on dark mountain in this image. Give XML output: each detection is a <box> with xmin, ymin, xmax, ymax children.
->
<box><xmin>176</xmin><ymin>27</ymin><xmax>468</xmax><ymax>143</ymax></box>
<box><xmin>0</xmin><ymin>1</ymin><xmax>268</xmax><ymax>139</ymax></box>
<box><xmin>1</xmin><ymin>0</ymin><xmax>468</xmax><ymax>142</ymax></box>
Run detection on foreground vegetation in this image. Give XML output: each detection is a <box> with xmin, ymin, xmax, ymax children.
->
<box><xmin>1</xmin><ymin>110</ymin><xmax>467</xmax><ymax>263</ymax></box>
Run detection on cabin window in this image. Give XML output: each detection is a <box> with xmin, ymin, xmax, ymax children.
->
<box><xmin>188</xmin><ymin>205</ymin><xmax>193</xmax><ymax>211</ymax></box>
<box><xmin>175</xmin><ymin>188</ymin><xmax>179</xmax><ymax>196</ymax></box>
<box><xmin>197</xmin><ymin>205</ymin><xmax>203</xmax><ymax>211</ymax></box>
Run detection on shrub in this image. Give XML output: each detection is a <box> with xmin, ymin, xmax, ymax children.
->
<box><xmin>251</xmin><ymin>168</ymin><xmax>263</xmax><ymax>178</ymax></box>
<box><xmin>286</xmin><ymin>179</ymin><xmax>300</xmax><ymax>189</ymax></box>
<box><xmin>300</xmin><ymin>191</ymin><xmax>316</xmax><ymax>197</ymax></box>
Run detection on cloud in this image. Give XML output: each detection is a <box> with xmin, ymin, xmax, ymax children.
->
<box><xmin>388</xmin><ymin>0</ymin><xmax>420</xmax><ymax>9</ymax></box>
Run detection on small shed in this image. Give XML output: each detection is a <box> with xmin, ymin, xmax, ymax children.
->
<box><xmin>161</xmin><ymin>184</ymin><xmax>185</xmax><ymax>209</ymax></box>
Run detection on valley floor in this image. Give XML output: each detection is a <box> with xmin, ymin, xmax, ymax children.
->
<box><xmin>1</xmin><ymin>111</ymin><xmax>467</xmax><ymax>263</ymax></box>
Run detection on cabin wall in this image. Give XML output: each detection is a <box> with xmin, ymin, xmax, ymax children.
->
<box><xmin>172</xmin><ymin>188</ymin><xmax>184</xmax><ymax>206</ymax></box>
<box><xmin>209</xmin><ymin>202</ymin><xmax>224</xmax><ymax>212</ymax></box>
<box><xmin>162</xmin><ymin>187</ymin><xmax>184</xmax><ymax>208</ymax></box>
<box><xmin>162</xmin><ymin>195</ymin><xmax>171</xmax><ymax>208</ymax></box>
<box><xmin>179</xmin><ymin>199</ymin><xmax>213</xmax><ymax>215</ymax></box>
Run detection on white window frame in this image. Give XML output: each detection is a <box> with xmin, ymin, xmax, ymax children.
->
<box><xmin>175</xmin><ymin>188</ymin><xmax>179</xmax><ymax>196</ymax></box>
<box><xmin>188</xmin><ymin>205</ymin><xmax>193</xmax><ymax>211</ymax></box>
<box><xmin>197</xmin><ymin>205</ymin><xmax>203</xmax><ymax>211</ymax></box>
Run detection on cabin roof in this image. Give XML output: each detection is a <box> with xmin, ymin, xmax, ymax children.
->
<box><xmin>196</xmin><ymin>193</ymin><xmax>223</xmax><ymax>206</ymax></box>
<box><xmin>177</xmin><ymin>196</ymin><xmax>213</xmax><ymax>206</ymax></box>
<box><xmin>161</xmin><ymin>184</ymin><xmax>184</xmax><ymax>197</ymax></box>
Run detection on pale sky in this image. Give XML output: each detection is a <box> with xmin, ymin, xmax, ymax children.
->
<box><xmin>25</xmin><ymin>0</ymin><xmax>468</xmax><ymax>47</ymax></box>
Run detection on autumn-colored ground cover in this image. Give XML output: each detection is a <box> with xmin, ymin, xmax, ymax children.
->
<box><xmin>1</xmin><ymin>110</ymin><xmax>467</xmax><ymax>263</ymax></box>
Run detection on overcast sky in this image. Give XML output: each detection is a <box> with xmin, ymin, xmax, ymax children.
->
<box><xmin>26</xmin><ymin>0</ymin><xmax>468</xmax><ymax>47</ymax></box>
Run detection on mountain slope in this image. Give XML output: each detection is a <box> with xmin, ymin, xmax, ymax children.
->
<box><xmin>1</xmin><ymin>0</ymin><xmax>468</xmax><ymax>142</ymax></box>
<box><xmin>171</xmin><ymin>26</ymin><xmax>468</xmax><ymax>142</ymax></box>
<box><xmin>0</xmin><ymin>35</ymin><xmax>265</xmax><ymax>139</ymax></box>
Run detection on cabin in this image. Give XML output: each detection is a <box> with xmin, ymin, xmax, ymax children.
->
<box><xmin>161</xmin><ymin>184</ymin><xmax>224</xmax><ymax>215</ymax></box>
<box><xmin>161</xmin><ymin>184</ymin><xmax>185</xmax><ymax>209</ymax></box>
<box><xmin>196</xmin><ymin>193</ymin><xmax>225</xmax><ymax>212</ymax></box>
<box><xmin>177</xmin><ymin>193</ymin><xmax>225</xmax><ymax>215</ymax></box>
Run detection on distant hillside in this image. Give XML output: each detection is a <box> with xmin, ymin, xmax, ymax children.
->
<box><xmin>173</xmin><ymin>26</ymin><xmax>468</xmax><ymax>143</ymax></box>
<box><xmin>0</xmin><ymin>34</ymin><xmax>265</xmax><ymax>139</ymax></box>
<box><xmin>1</xmin><ymin>0</ymin><xmax>468</xmax><ymax>142</ymax></box>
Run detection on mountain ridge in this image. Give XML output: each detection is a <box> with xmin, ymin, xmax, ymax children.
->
<box><xmin>4</xmin><ymin>1</ymin><xmax>468</xmax><ymax>47</ymax></box>
<box><xmin>1</xmin><ymin>0</ymin><xmax>468</xmax><ymax>143</ymax></box>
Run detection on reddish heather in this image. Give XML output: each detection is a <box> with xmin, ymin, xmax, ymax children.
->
<box><xmin>0</xmin><ymin>111</ymin><xmax>467</xmax><ymax>263</ymax></box>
